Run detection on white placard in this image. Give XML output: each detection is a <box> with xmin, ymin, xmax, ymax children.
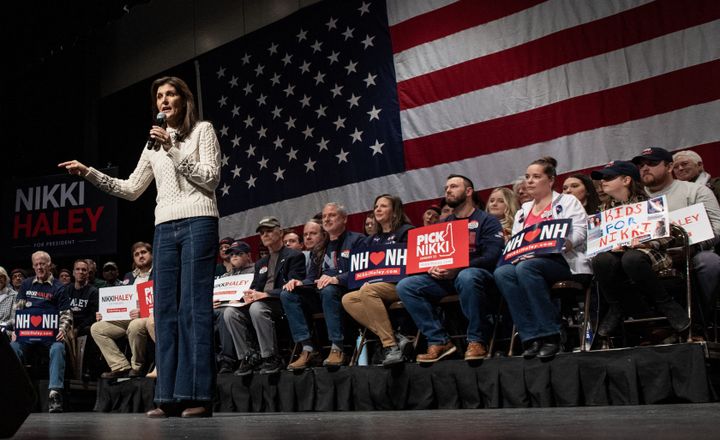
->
<box><xmin>670</xmin><ymin>203</ymin><xmax>714</xmax><ymax>245</ymax></box>
<box><xmin>99</xmin><ymin>285</ymin><xmax>138</xmax><ymax>321</ymax></box>
<box><xmin>213</xmin><ymin>273</ymin><xmax>254</xmax><ymax>303</ymax></box>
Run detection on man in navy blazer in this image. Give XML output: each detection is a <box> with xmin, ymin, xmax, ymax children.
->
<box><xmin>224</xmin><ymin>216</ymin><xmax>306</xmax><ymax>376</ymax></box>
<box><xmin>281</xmin><ymin>202</ymin><xmax>365</xmax><ymax>369</ymax></box>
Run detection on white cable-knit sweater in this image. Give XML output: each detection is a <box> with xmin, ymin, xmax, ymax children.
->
<box><xmin>85</xmin><ymin>121</ymin><xmax>221</xmax><ymax>225</ymax></box>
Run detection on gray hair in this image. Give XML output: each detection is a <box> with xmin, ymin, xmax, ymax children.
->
<box><xmin>323</xmin><ymin>202</ymin><xmax>348</xmax><ymax>217</ymax></box>
<box><xmin>511</xmin><ymin>176</ymin><xmax>525</xmax><ymax>192</ymax></box>
<box><xmin>31</xmin><ymin>250</ymin><xmax>51</xmax><ymax>263</ymax></box>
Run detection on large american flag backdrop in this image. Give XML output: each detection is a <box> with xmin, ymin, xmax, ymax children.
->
<box><xmin>198</xmin><ymin>0</ymin><xmax>720</xmax><ymax>241</ymax></box>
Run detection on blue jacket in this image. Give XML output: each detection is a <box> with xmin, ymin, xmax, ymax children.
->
<box><xmin>447</xmin><ymin>209</ymin><xmax>504</xmax><ymax>272</ymax></box>
<box><xmin>305</xmin><ymin>230</ymin><xmax>365</xmax><ymax>288</ymax></box>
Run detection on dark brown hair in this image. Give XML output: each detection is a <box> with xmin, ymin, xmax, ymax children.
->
<box><xmin>566</xmin><ymin>173</ymin><xmax>602</xmax><ymax>214</ymax></box>
<box><xmin>150</xmin><ymin>76</ymin><xmax>198</xmax><ymax>141</ymax></box>
<box><xmin>372</xmin><ymin>194</ymin><xmax>412</xmax><ymax>234</ymax></box>
<box><xmin>530</xmin><ymin>156</ymin><xmax>558</xmax><ymax>180</ymax></box>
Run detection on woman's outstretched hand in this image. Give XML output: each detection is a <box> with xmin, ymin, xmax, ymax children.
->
<box><xmin>58</xmin><ymin>160</ymin><xmax>89</xmax><ymax>176</ymax></box>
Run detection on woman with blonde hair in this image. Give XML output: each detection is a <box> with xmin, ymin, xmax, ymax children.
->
<box><xmin>486</xmin><ymin>187</ymin><xmax>519</xmax><ymax>242</ymax></box>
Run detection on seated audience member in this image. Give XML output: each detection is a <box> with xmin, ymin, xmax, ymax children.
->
<box><xmin>215</xmin><ymin>237</ymin><xmax>235</xmax><ymax>277</ymax></box>
<box><xmin>672</xmin><ymin>150</ymin><xmax>720</xmax><ymax>202</ymax></box>
<box><xmin>283</xmin><ymin>230</ymin><xmax>304</xmax><ymax>251</ymax></box>
<box><xmin>341</xmin><ymin>194</ymin><xmax>414</xmax><ymax>366</ymax></box>
<box><xmin>58</xmin><ymin>268</ymin><xmax>72</xmax><ymax>285</ymax></box>
<box><xmin>65</xmin><ymin>259</ymin><xmax>100</xmax><ymax>377</ymax></box>
<box><xmin>562</xmin><ymin>173</ymin><xmax>602</xmax><ymax>214</ymax></box>
<box><xmin>11</xmin><ymin>251</ymin><xmax>72</xmax><ymax>413</ymax></box>
<box><xmin>225</xmin><ymin>217</ymin><xmax>305</xmax><ymax>376</ymax></box>
<box><xmin>633</xmin><ymin>147</ymin><xmax>720</xmax><ymax>319</ymax></box>
<box><xmin>86</xmin><ymin>259</ymin><xmax>107</xmax><ymax>289</ymax></box>
<box><xmin>281</xmin><ymin>203</ymin><xmax>364</xmax><ymax>368</ymax></box>
<box><xmin>486</xmin><ymin>187</ymin><xmax>520</xmax><ymax>242</ymax></box>
<box><xmin>512</xmin><ymin>176</ymin><xmax>532</xmax><ymax>204</ymax></box>
<box><xmin>215</xmin><ymin>241</ymin><xmax>254</xmax><ymax>374</ymax></box>
<box><xmin>438</xmin><ymin>198</ymin><xmax>453</xmax><ymax>221</ymax></box>
<box><xmin>0</xmin><ymin>267</ymin><xmax>17</xmax><ymax>336</ymax></box>
<box><xmin>590</xmin><ymin>161</ymin><xmax>689</xmax><ymax>336</ymax></box>
<box><xmin>10</xmin><ymin>268</ymin><xmax>26</xmax><ymax>291</ymax></box>
<box><xmin>422</xmin><ymin>204</ymin><xmax>441</xmax><ymax>226</ymax></box>
<box><xmin>364</xmin><ymin>212</ymin><xmax>376</xmax><ymax>236</ymax></box>
<box><xmin>101</xmin><ymin>261</ymin><xmax>122</xmax><ymax>287</ymax></box>
<box><xmin>302</xmin><ymin>218</ymin><xmax>327</xmax><ymax>273</ymax></box>
<box><xmin>397</xmin><ymin>175</ymin><xmax>505</xmax><ymax>362</ymax></box>
<box><xmin>494</xmin><ymin>157</ymin><xmax>591</xmax><ymax>359</ymax></box>
<box><xmin>91</xmin><ymin>242</ymin><xmax>154</xmax><ymax>379</ymax></box>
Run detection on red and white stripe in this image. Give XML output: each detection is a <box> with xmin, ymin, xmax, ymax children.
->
<box><xmin>220</xmin><ymin>0</ymin><xmax>720</xmax><ymax>241</ymax></box>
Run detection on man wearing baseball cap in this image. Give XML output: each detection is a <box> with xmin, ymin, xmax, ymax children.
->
<box><xmin>215</xmin><ymin>237</ymin><xmax>236</xmax><ymax>277</ymax></box>
<box><xmin>632</xmin><ymin>147</ymin><xmax>720</xmax><ymax>319</ymax></box>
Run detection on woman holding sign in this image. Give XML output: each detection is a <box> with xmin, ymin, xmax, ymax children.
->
<box><xmin>494</xmin><ymin>157</ymin><xmax>591</xmax><ymax>359</ymax></box>
<box><xmin>342</xmin><ymin>194</ymin><xmax>414</xmax><ymax>367</ymax></box>
<box><xmin>590</xmin><ymin>161</ymin><xmax>689</xmax><ymax>337</ymax></box>
<box><xmin>59</xmin><ymin>76</ymin><xmax>220</xmax><ymax>418</ymax></box>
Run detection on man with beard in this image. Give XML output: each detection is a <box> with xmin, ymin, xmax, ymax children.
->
<box><xmin>632</xmin><ymin>147</ymin><xmax>720</xmax><ymax>321</ymax></box>
<box><xmin>397</xmin><ymin>175</ymin><xmax>504</xmax><ymax>362</ymax></box>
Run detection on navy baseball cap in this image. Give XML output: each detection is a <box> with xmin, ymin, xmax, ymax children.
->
<box><xmin>591</xmin><ymin>160</ymin><xmax>641</xmax><ymax>182</ymax></box>
<box><xmin>631</xmin><ymin>147</ymin><xmax>673</xmax><ymax>164</ymax></box>
<box><xmin>225</xmin><ymin>241</ymin><xmax>251</xmax><ymax>255</ymax></box>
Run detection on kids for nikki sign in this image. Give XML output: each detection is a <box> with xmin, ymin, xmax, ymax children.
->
<box><xmin>587</xmin><ymin>196</ymin><xmax>670</xmax><ymax>257</ymax></box>
<box><xmin>15</xmin><ymin>310</ymin><xmax>59</xmax><ymax>343</ymax></box>
<box><xmin>2</xmin><ymin>169</ymin><xmax>118</xmax><ymax>259</ymax></box>
<box><xmin>500</xmin><ymin>219</ymin><xmax>571</xmax><ymax>266</ymax></box>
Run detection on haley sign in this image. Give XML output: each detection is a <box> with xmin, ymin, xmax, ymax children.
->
<box><xmin>406</xmin><ymin>220</ymin><xmax>469</xmax><ymax>274</ymax></box>
<box><xmin>15</xmin><ymin>310</ymin><xmax>59</xmax><ymax>344</ymax></box>
<box><xmin>587</xmin><ymin>196</ymin><xmax>670</xmax><ymax>257</ymax></box>
<box><xmin>99</xmin><ymin>285</ymin><xmax>137</xmax><ymax>321</ymax></box>
<box><xmin>499</xmin><ymin>219</ymin><xmax>571</xmax><ymax>266</ymax></box>
<box><xmin>669</xmin><ymin>203</ymin><xmax>714</xmax><ymax>245</ymax></box>
<box><xmin>213</xmin><ymin>273</ymin><xmax>254</xmax><ymax>303</ymax></box>
<box><xmin>348</xmin><ymin>243</ymin><xmax>407</xmax><ymax>289</ymax></box>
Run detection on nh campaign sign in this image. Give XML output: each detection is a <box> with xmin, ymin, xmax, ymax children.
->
<box><xmin>213</xmin><ymin>274</ymin><xmax>254</xmax><ymax>303</ymax></box>
<box><xmin>669</xmin><ymin>203</ymin><xmax>714</xmax><ymax>245</ymax></box>
<box><xmin>99</xmin><ymin>285</ymin><xmax>137</xmax><ymax>321</ymax></box>
<box><xmin>2</xmin><ymin>168</ymin><xmax>118</xmax><ymax>259</ymax></box>
<box><xmin>15</xmin><ymin>310</ymin><xmax>59</xmax><ymax>344</ymax></box>
<box><xmin>587</xmin><ymin>196</ymin><xmax>670</xmax><ymax>257</ymax></box>
<box><xmin>137</xmin><ymin>281</ymin><xmax>154</xmax><ymax>319</ymax></box>
<box><xmin>500</xmin><ymin>219</ymin><xmax>571</xmax><ymax>266</ymax></box>
<box><xmin>349</xmin><ymin>243</ymin><xmax>407</xmax><ymax>289</ymax></box>
<box><xmin>407</xmin><ymin>220</ymin><xmax>469</xmax><ymax>274</ymax></box>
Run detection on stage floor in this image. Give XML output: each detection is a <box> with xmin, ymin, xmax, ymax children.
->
<box><xmin>14</xmin><ymin>403</ymin><xmax>720</xmax><ymax>439</ymax></box>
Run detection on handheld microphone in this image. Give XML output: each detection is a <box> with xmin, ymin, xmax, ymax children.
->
<box><xmin>145</xmin><ymin>112</ymin><xmax>168</xmax><ymax>150</ymax></box>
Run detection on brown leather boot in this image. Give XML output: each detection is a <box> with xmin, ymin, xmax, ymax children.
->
<box><xmin>288</xmin><ymin>350</ymin><xmax>321</xmax><ymax>371</ymax></box>
<box><xmin>323</xmin><ymin>349</ymin><xmax>346</xmax><ymax>366</ymax></box>
<box><xmin>463</xmin><ymin>342</ymin><xmax>487</xmax><ymax>361</ymax></box>
<box><xmin>416</xmin><ymin>342</ymin><xmax>456</xmax><ymax>363</ymax></box>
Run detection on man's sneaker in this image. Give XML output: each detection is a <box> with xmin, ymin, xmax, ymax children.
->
<box><xmin>416</xmin><ymin>341</ymin><xmax>456</xmax><ymax>363</ymax></box>
<box><xmin>287</xmin><ymin>350</ymin><xmax>321</xmax><ymax>371</ymax></box>
<box><xmin>656</xmin><ymin>300</ymin><xmax>691</xmax><ymax>332</ymax></box>
<box><xmin>381</xmin><ymin>345</ymin><xmax>404</xmax><ymax>367</ymax></box>
<box><xmin>217</xmin><ymin>360</ymin><xmax>234</xmax><ymax>375</ymax></box>
<box><xmin>323</xmin><ymin>349</ymin><xmax>346</xmax><ymax>367</ymax></box>
<box><xmin>259</xmin><ymin>356</ymin><xmax>283</xmax><ymax>375</ymax></box>
<box><xmin>464</xmin><ymin>341</ymin><xmax>488</xmax><ymax>361</ymax></box>
<box><xmin>234</xmin><ymin>353</ymin><xmax>261</xmax><ymax>377</ymax></box>
<box><xmin>48</xmin><ymin>390</ymin><xmax>63</xmax><ymax>413</ymax></box>
<box><xmin>395</xmin><ymin>332</ymin><xmax>413</xmax><ymax>357</ymax></box>
<box><xmin>100</xmin><ymin>369</ymin><xmax>130</xmax><ymax>379</ymax></box>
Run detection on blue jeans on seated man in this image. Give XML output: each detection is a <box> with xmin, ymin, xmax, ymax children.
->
<box><xmin>395</xmin><ymin>267</ymin><xmax>495</xmax><ymax>345</ymax></box>
<box><xmin>494</xmin><ymin>256</ymin><xmax>571</xmax><ymax>342</ymax></box>
<box><xmin>11</xmin><ymin>341</ymin><xmax>66</xmax><ymax>390</ymax></box>
<box><xmin>281</xmin><ymin>284</ymin><xmax>346</xmax><ymax>347</ymax></box>
<box><xmin>153</xmin><ymin>216</ymin><xmax>218</xmax><ymax>404</ymax></box>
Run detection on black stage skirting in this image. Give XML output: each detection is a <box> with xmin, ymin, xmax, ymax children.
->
<box><xmin>94</xmin><ymin>343</ymin><xmax>716</xmax><ymax>412</ymax></box>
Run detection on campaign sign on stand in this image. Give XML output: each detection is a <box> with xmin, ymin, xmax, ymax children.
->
<box><xmin>406</xmin><ymin>220</ymin><xmax>469</xmax><ymax>274</ymax></box>
<box><xmin>15</xmin><ymin>310</ymin><xmax>59</xmax><ymax>344</ymax></box>
<box><xmin>349</xmin><ymin>243</ymin><xmax>407</xmax><ymax>289</ymax></box>
<box><xmin>99</xmin><ymin>285</ymin><xmax>137</xmax><ymax>321</ymax></box>
<box><xmin>137</xmin><ymin>281</ymin><xmax>154</xmax><ymax>319</ymax></box>
<box><xmin>499</xmin><ymin>219</ymin><xmax>571</xmax><ymax>266</ymax></box>
<box><xmin>213</xmin><ymin>274</ymin><xmax>254</xmax><ymax>303</ymax></box>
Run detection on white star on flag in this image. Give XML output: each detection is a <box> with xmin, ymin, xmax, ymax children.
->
<box><xmin>304</xmin><ymin>158</ymin><xmax>316</xmax><ymax>172</ymax></box>
<box><xmin>231</xmin><ymin>165</ymin><xmax>242</xmax><ymax>178</ymax></box>
<box><xmin>367</xmin><ymin>106</ymin><xmax>381</xmax><ymax>121</ymax></box>
<box><xmin>286</xmin><ymin>147</ymin><xmax>298</xmax><ymax>161</ymax></box>
<box><xmin>369</xmin><ymin>139</ymin><xmax>384</xmax><ymax>156</ymax></box>
<box><xmin>336</xmin><ymin>149</ymin><xmax>349</xmax><ymax>163</ymax></box>
<box><xmin>350</xmin><ymin>128</ymin><xmax>363</xmax><ymax>143</ymax></box>
<box><xmin>220</xmin><ymin>183</ymin><xmax>230</xmax><ymax>196</ymax></box>
<box><xmin>246</xmin><ymin>175</ymin><xmax>256</xmax><ymax>188</ymax></box>
<box><xmin>273</xmin><ymin>167</ymin><xmax>286</xmax><ymax>181</ymax></box>
<box><xmin>258</xmin><ymin>156</ymin><xmax>269</xmax><ymax>170</ymax></box>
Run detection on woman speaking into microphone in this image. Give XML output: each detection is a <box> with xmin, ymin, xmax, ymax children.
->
<box><xmin>59</xmin><ymin>76</ymin><xmax>220</xmax><ymax>418</ymax></box>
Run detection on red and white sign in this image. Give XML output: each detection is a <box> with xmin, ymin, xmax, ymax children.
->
<box><xmin>670</xmin><ymin>203</ymin><xmax>714</xmax><ymax>245</ymax></box>
<box><xmin>99</xmin><ymin>285</ymin><xmax>137</xmax><ymax>321</ymax></box>
<box><xmin>406</xmin><ymin>220</ymin><xmax>469</xmax><ymax>274</ymax></box>
<box><xmin>213</xmin><ymin>273</ymin><xmax>254</xmax><ymax>302</ymax></box>
<box><xmin>137</xmin><ymin>281</ymin><xmax>154</xmax><ymax>319</ymax></box>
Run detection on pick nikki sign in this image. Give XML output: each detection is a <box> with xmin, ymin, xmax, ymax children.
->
<box><xmin>499</xmin><ymin>219</ymin><xmax>571</xmax><ymax>266</ymax></box>
<box><xmin>15</xmin><ymin>310</ymin><xmax>59</xmax><ymax>344</ymax></box>
<box><xmin>406</xmin><ymin>220</ymin><xmax>469</xmax><ymax>275</ymax></box>
<box><xmin>349</xmin><ymin>243</ymin><xmax>407</xmax><ymax>289</ymax></box>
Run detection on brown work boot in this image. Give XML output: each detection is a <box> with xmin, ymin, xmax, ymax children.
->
<box><xmin>464</xmin><ymin>342</ymin><xmax>487</xmax><ymax>361</ymax></box>
<box><xmin>416</xmin><ymin>341</ymin><xmax>456</xmax><ymax>363</ymax></box>
<box><xmin>288</xmin><ymin>350</ymin><xmax>321</xmax><ymax>371</ymax></box>
<box><xmin>323</xmin><ymin>348</ymin><xmax>346</xmax><ymax>366</ymax></box>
